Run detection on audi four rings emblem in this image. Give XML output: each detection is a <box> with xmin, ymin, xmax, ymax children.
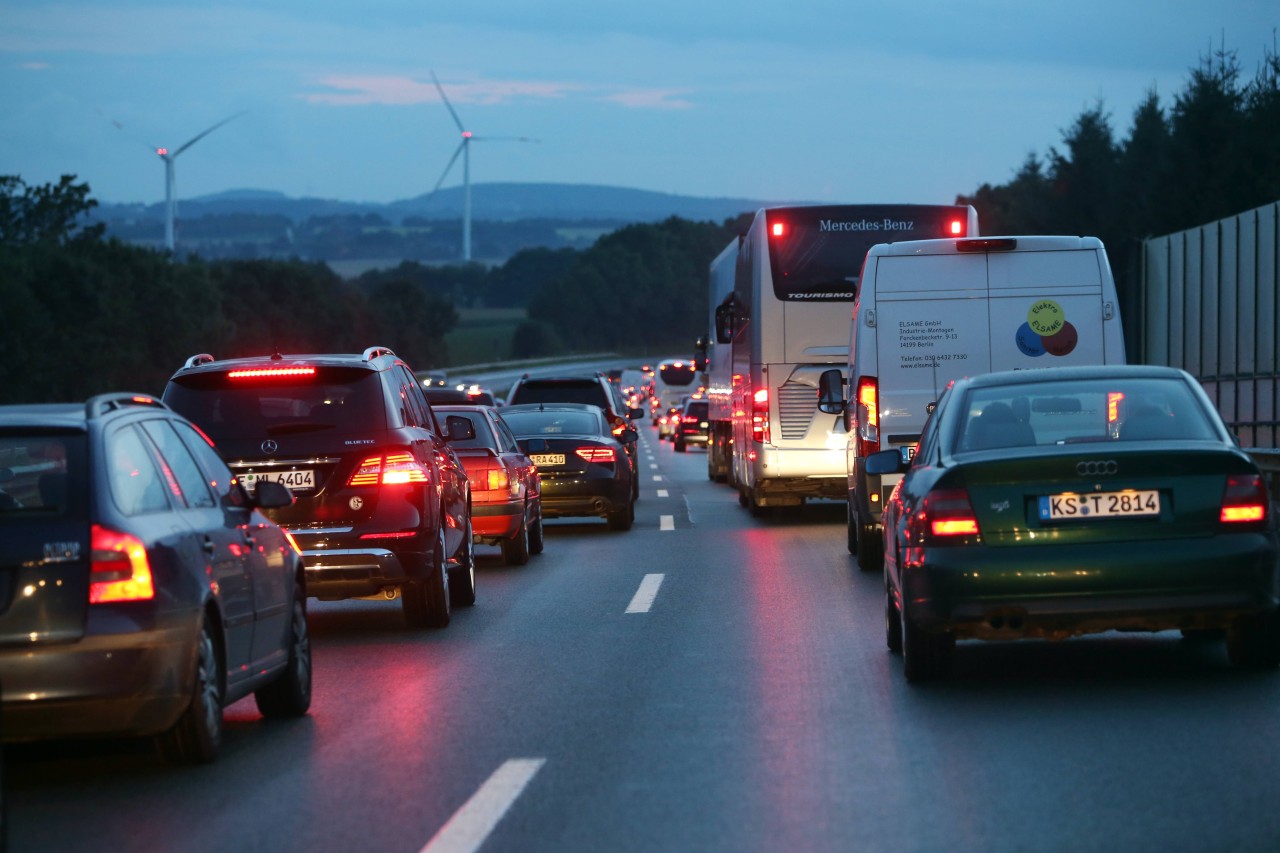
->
<box><xmin>261</xmin><ymin>439</ymin><xmax>279</xmax><ymax>454</ymax></box>
<box><xmin>1076</xmin><ymin>460</ymin><xmax>1118</xmax><ymax>476</ymax></box>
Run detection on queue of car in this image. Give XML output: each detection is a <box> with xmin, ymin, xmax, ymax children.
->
<box><xmin>0</xmin><ymin>354</ymin><xmax>649</xmax><ymax>766</ymax></box>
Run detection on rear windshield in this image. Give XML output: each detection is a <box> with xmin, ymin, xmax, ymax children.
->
<box><xmin>165</xmin><ymin>367</ymin><xmax>388</xmax><ymax>441</ymax></box>
<box><xmin>954</xmin><ymin>377</ymin><xmax>1219</xmax><ymax>453</ymax></box>
<box><xmin>684</xmin><ymin>402</ymin><xmax>709</xmax><ymax>418</ymax></box>
<box><xmin>0</xmin><ymin>433</ymin><xmax>86</xmax><ymax>518</ymax></box>
<box><xmin>509</xmin><ymin>382</ymin><xmax>607</xmax><ymax>408</ymax></box>
<box><xmin>764</xmin><ymin>204</ymin><xmax>971</xmax><ymax>301</ymax></box>
<box><xmin>501</xmin><ymin>410</ymin><xmax>604</xmax><ymax>437</ymax></box>
<box><xmin>658</xmin><ymin>363</ymin><xmax>696</xmax><ymax>387</ymax></box>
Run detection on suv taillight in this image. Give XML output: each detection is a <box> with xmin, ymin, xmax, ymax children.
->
<box><xmin>90</xmin><ymin>525</ymin><xmax>155</xmax><ymax>603</ymax></box>
<box><xmin>1221</xmin><ymin>474</ymin><xmax>1268</xmax><ymax>526</ymax></box>
<box><xmin>348</xmin><ymin>452</ymin><xmax>430</xmax><ymax>486</ymax></box>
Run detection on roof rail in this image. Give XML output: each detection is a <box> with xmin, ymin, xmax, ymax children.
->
<box><xmin>184</xmin><ymin>353</ymin><xmax>216</xmax><ymax>369</ymax></box>
<box><xmin>85</xmin><ymin>393</ymin><xmax>168</xmax><ymax>419</ymax></box>
<box><xmin>362</xmin><ymin>346</ymin><xmax>396</xmax><ymax>362</ymax></box>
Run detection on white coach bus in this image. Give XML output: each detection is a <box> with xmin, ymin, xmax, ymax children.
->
<box><xmin>718</xmin><ymin>204</ymin><xmax>979</xmax><ymax>514</ymax></box>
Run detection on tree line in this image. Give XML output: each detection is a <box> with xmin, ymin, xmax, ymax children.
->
<box><xmin>3</xmin><ymin>42</ymin><xmax>1277</xmax><ymax>404</ymax></box>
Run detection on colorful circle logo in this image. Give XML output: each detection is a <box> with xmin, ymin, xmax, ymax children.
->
<box><xmin>1016</xmin><ymin>300</ymin><xmax>1078</xmax><ymax>357</ymax></box>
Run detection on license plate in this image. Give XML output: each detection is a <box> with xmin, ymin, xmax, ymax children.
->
<box><xmin>531</xmin><ymin>454</ymin><xmax>565</xmax><ymax>467</ymax></box>
<box><xmin>242</xmin><ymin>469</ymin><xmax>315</xmax><ymax>491</ymax></box>
<box><xmin>1038</xmin><ymin>490</ymin><xmax>1160</xmax><ymax>521</ymax></box>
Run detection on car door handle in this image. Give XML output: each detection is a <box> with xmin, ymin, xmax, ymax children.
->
<box><xmin>202</xmin><ymin>536</ymin><xmax>216</xmax><ymax>554</ymax></box>
<box><xmin>243</xmin><ymin>533</ymin><xmax>257</xmax><ymax>548</ymax></box>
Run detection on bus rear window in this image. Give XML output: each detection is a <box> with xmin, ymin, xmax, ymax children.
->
<box><xmin>765</xmin><ymin>205</ymin><xmax>971</xmax><ymax>301</ymax></box>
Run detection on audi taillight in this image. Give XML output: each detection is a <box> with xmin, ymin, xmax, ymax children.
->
<box><xmin>347</xmin><ymin>452</ymin><xmax>430</xmax><ymax>486</ymax></box>
<box><xmin>751</xmin><ymin>388</ymin><xmax>770</xmax><ymax>444</ymax></box>
<box><xmin>1221</xmin><ymin>474</ymin><xmax>1268</xmax><ymax>526</ymax></box>
<box><xmin>905</xmin><ymin>488</ymin><xmax>980</xmax><ymax>558</ymax></box>
<box><xmin>576</xmin><ymin>447</ymin><xmax>616</xmax><ymax>463</ymax></box>
<box><xmin>856</xmin><ymin>376</ymin><xmax>879</xmax><ymax>458</ymax></box>
<box><xmin>90</xmin><ymin>525</ymin><xmax>155</xmax><ymax>603</ymax></box>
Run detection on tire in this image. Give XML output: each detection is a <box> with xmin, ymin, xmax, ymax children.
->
<box><xmin>255</xmin><ymin>590</ymin><xmax>313</xmax><ymax>718</ymax></box>
<box><xmin>157</xmin><ymin>616</ymin><xmax>224</xmax><ymax>764</ymax></box>
<box><xmin>855</xmin><ymin>505</ymin><xmax>882</xmax><ymax>572</ymax></box>
<box><xmin>901</xmin><ymin>603</ymin><xmax>954</xmax><ymax>683</ymax></box>
<box><xmin>845</xmin><ymin>497</ymin><xmax>859</xmax><ymax>556</ymax></box>
<box><xmin>527</xmin><ymin>501</ymin><xmax>545</xmax><ymax>555</ymax></box>
<box><xmin>449</xmin><ymin>516</ymin><xmax>477</xmax><ymax>607</ymax></box>
<box><xmin>607</xmin><ymin>498</ymin><xmax>635</xmax><ymax>531</ymax></box>
<box><xmin>403</xmin><ymin>532</ymin><xmax>450</xmax><ymax>629</ymax></box>
<box><xmin>886</xmin><ymin>586</ymin><xmax>903</xmax><ymax>653</ymax></box>
<box><xmin>1226</xmin><ymin>609</ymin><xmax>1280</xmax><ymax>668</ymax></box>
<box><xmin>738</xmin><ymin>487</ymin><xmax>749</xmax><ymax>508</ymax></box>
<box><xmin>501</xmin><ymin>514</ymin><xmax>531</xmax><ymax>566</ymax></box>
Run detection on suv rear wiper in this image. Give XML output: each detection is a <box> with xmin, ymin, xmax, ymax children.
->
<box><xmin>266</xmin><ymin>421</ymin><xmax>334</xmax><ymax>435</ymax></box>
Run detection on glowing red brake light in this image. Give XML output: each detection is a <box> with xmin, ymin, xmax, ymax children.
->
<box><xmin>948</xmin><ymin>219</ymin><xmax>964</xmax><ymax>236</ymax></box>
<box><xmin>347</xmin><ymin>452</ymin><xmax>430</xmax><ymax>486</ymax></box>
<box><xmin>90</xmin><ymin>525</ymin><xmax>155</xmax><ymax>603</ymax></box>
<box><xmin>771</xmin><ymin>222</ymin><xmax>785</xmax><ymax>238</ymax></box>
<box><xmin>906</xmin><ymin>488</ymin><xmax>980</xmax><ymax>546</ymax></box>
<box><xmin>751</xmin><ymin>388</ymin><xmax>770</xmax><ymax>443</ymax></box>
<box><xmin>576</xmin><ymin>447</ymin><xmax>616</xmax><ymax>463</ymax></box>
<box><xmin>228</xmin><ymin>367</ymin><xmax>316</xmax><ymax>379</ymax></box>
<box><xmin>1221</xmin><ymin>474</ymin><xmax>1268</xmax><ymax>524</ymax></box>
<box><xmin>855</xmin><ymin>376</ymin><xmax>879</xmax><ymax>458</ymax></box>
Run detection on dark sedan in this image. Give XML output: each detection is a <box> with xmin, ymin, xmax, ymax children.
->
<box><xmin>500</xmin><ymin>403</ymin><xmax>637</xmax><ymax>531</ymax></box>
<box><xmin>871</xmin><ymin>365</ymin><xmax>1280</xmax><ymax>682</ymax></box>
<box><xmin>0</xmin><ymin>394</ymin><xmax>310</xmax><ymax>763</ymax></box>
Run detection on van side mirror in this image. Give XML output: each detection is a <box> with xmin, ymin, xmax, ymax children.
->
<box><xmin>693</xmin><ymin>336</ymin><xmax>709</xmax><ymax>372</ymax></box>
<box><xmin>714</xmin><ymin>295</ymin><xmax>738</xmax><ymax>344</ymax></box>
<box><xmin>817</xmin><ymin>368</ymin><xmax>846</xmax><ymax>415</ymax></box>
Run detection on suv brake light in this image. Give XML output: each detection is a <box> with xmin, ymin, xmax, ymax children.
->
<box><xmin>227</xmin><ymin>367</ymin><xmax>316</xmax><ymax>379</ymax></box>
<box><xmin>348</xmin><ymin>452</ymin><xmax>430</xmax><ymax>486</ymax></box>
<box><xmin>90</xmin><ymin>525</ymin><xmax>155</xmax><ymax>603</ymax></box>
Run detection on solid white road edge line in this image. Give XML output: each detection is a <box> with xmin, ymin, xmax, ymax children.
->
<box><xmin>626</xmin><ymin>573</ymin><xmax>665</xmax><ymax>613</ymax></box>
<box><xmin>420</xmin><ymin>758</ymin><xmax>546</xmax><ymax>853</ymax></box>
<box><xmin>660</xmin><ymin>515</ymin><xmax>674</xmax><ymax>531</ymax></box>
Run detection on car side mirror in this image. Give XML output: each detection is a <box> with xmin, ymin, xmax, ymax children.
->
<box><xmin>817</xmin><ymin>368</ymin><xmax>846</xmax><ymax>415</ymax></box>
<box><xmin>864</xmin><ymin>448</ymin><xmax>906</xmax><ymax>476</ymax></box>
<box><xmin>620</xmin><ymin>425</ymin><xmax>639</xmax><ymax>445</ymax></box>
<box><xmin>445</xmin><ymin>415</ymin><xmax>475</xmax><ymax>441</ymax></box>
<box><xmin>252</xmin><ymin>479</ymin><xmax>295</xmax><ymax>509</ymax></box>
<box><xmin>628</xmin><ymin>407</ymin><xmax>644</xmax><ymax>419</ymax></box>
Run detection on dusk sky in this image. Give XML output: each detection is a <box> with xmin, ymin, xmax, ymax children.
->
<box><xmin>3</xmin><ymin>2</ymin><xmax>1276</xmax><ymax>208</ymax></box>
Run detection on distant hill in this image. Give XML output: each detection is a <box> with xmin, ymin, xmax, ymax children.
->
<box><xmin>95</xmin><ymin>182</ymin><xmax>802</xmax><ymax>225</ymax></box>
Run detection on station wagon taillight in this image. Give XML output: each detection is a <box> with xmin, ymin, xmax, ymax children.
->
<box><xmin>90</xmin><ymin>525</ymin><xmax>155</xmax><ymax>603</ymax></box>
<box><xmin>347</xmin><ymin>452</ymin><xmax>429</xmax><ymax>486</ymax></box>
<box><xmin>1220</xmin><ymin>474</ymin><xmax>1268</xmax><ymax>525</ymax></box>
<box><xmin>576</xmin><ymin>447</ymin><xmax>616</xmax><ymax>463</ymax></box>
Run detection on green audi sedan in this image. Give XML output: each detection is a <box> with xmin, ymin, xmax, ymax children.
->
<box><xmin>870</xmin><ymin>365</ymin><xmax>1280</xmax><ymax>682</ymax></box>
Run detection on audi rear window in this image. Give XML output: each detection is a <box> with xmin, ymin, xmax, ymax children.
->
<box><xmin>509</xmin><ymin>382</ymin><xmax>607</xmax><ymax>408</ymax></box>
<box><xmin>500</xmin><ymin>410</ymin><xmax>605</xmax><ymax>437</ymax></box>
<box><xmin>165</xmin><ymin>367</ymin><xmax>388</xmax><ymax>440</ymax></box>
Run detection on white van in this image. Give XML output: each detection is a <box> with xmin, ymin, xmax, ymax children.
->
<box><xmin>818</xmin><ymin>235</ymin><xmax>1126</xmax><ymax>568</ymax></box>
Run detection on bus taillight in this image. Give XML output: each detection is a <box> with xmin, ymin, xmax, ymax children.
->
<box><xmin>948</xmin><ymin>219</ymin><xmax>964</xmax><ymax>236</ymax></box>
<box><xmin>751</xmin><ymin>388</ymin><xmax>770</xmax><ymax>444</ymax></box>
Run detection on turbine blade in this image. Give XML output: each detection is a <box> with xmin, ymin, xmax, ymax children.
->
<box><xmin>172</xmin><ymin>110</ymin><xmax>248</xmax><ymax>158</ymax></box>
<box><xmin>470</xmin><ymin>136</ymin><xmax>541</xmax><ymax>144</ymax></box>
<box><xmin>430</xmin><ymin>69</ymin><xmax>466</xmax><ymax>134</ymax></box>
<box><xmin>429</xmin><ymin>141</ymin><xmax>467</xmax><ymax>195</ymax></box>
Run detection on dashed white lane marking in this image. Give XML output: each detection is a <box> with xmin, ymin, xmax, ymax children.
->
<box><xmin>653</xmin><ymin>475</ymin><xmax>663</xmax><ymax>482</ymax></box>
<box><xmin>626</xmin><ymin>573</ymin><xmax>665</xmax><ymax>613</ymax></box>
<box><xmin>421</xmin><ymin>758</ymin><xmax>546</xmax><ymax>853</ymax></box>
<box><xmin>660</xmin><ymin>515</ymin><xmax>674</xmax><ymax>531</ymax></box>
<box><xmin>657</xmin><ymin>489</ymin><xmax>669</xmax><ymax>498</ymax></box>
<box><xmin>649</xmin><ymin>463</ymin><xmax>658</xmax><ymax>469</ymax></box>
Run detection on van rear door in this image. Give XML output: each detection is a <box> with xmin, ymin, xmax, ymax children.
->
<box><xmin>872</xmin><ymin>252</ymin><xmax>990</xmax><ymax>454</ymax></box>
<box><xmin>987</xmin><ymin>247</ymin><xmax>1108</xmax><ymax>371</ymax></box>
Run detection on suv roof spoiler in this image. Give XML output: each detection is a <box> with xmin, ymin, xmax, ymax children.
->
<box><xmin>86</xmin><ymin>393</ymin><xmax>168</xmax><ymax>419</ymax></box>
<box><xmin>362</xmin><ymin>346</ymin><xmax>396</xmax><ymax>362</ymax></box>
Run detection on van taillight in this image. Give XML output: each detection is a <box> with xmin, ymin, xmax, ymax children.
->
<box><xmin>751</xmin><ymin>388</ymin><xmax>770</xmax><ymax>443</ymax></box>
<box><xmin>1221</xmin><ymin>474</ymin><xmax>1268</xmax><ymax>525</ymax></box>
<box><xmin>90</xmin><ymin>525</ymin><xmax>155</xmax><ymax>603</ymax></box>
<box><xmin>347</xmin><ymin>452</ymin><xmax>429</xmax><ymax>486</ymax></box>
<box><xmin>956</xmin><ymin>238</ymin><xmax>1017</xmax><ymax>253</ymax></box>
<box><xmin>856</xmin><ymin>376</ymin><xmax>879</xmax><ymax>458</ymax></box>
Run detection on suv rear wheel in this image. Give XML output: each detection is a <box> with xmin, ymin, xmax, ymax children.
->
<box><xmin>403</xmin><ymin>531</ymin><xmax>451</xmax><ymax>628</ymax></box>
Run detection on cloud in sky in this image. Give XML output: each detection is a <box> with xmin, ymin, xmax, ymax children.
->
<box><xmin>1</xmin><ymin>1</ymin><xmax>1275</xmax><ymax>205</ymax></box>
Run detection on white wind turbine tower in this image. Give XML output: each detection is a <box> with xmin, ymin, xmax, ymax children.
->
<box><xmin>429</xmin><ymin>71</ymin><xmax>536</xmax><ymax>262</ymax></box>
<box><xmin>151</xmin><ymin>112</ymin><xmax>246</xmax><ymax>251</ymax></box>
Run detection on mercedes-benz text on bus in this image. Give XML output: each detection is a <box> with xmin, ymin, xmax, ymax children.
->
<box><xmin>717</xmin><ymin>204</ymin><xmax>979</xmax><ymax>513</ymax></box>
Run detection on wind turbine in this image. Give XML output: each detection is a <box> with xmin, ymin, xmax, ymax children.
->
<box><xmin>429</xmin><ymin>71</ymin><xmax>536</xmax><ymax>262</ymax></box>
<box><xmin>151</xmin><ymin>112</ymin><xmax>246</xmax><ymax>251</ymax></box>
